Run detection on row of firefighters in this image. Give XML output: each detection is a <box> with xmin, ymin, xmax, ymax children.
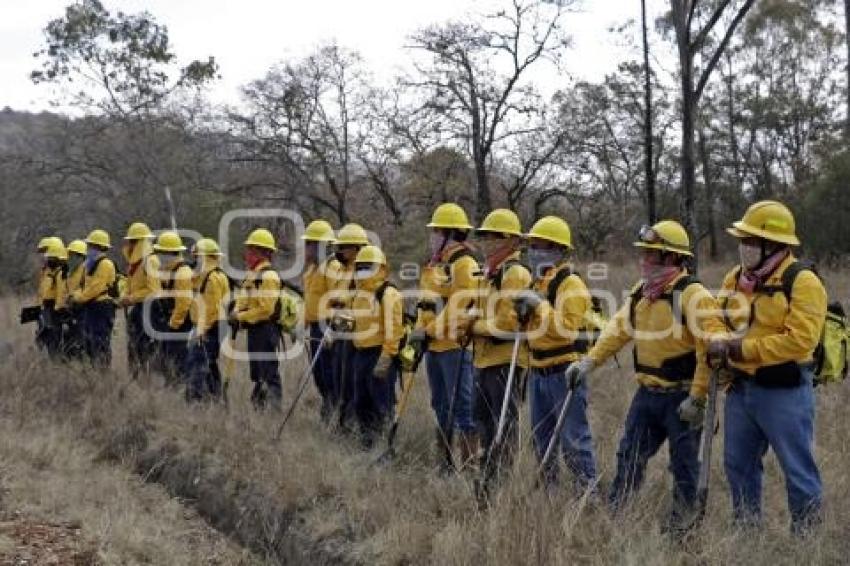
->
<box><xmin>26</xmin><ymin>198</ymin><xmax>827</xmax><ymax>535</ymax></box>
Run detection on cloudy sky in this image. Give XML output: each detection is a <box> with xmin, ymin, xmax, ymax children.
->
<box><xmin>1</xmin><ymin>0</ymin><xmax>670</xmax><ymax>112</ymax></box>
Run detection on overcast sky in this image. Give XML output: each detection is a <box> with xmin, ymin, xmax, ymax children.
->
<box><xmin>0</xmin><ymin>0</ymin><xmax>669</xmax><ymax>112</ymax></box>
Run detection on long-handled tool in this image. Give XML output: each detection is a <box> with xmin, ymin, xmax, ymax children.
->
<box><xmin>536</xmin><ymin>382</ymin><xmax>576</xmax><ymax>481</ymax></box>
<box><xmin>481</xmin><ymin>332</ymin><xmax>523</xmax><ymax>484</ymax></box>
<box><xmin>695</xmin><ymin>366</ymin><xmax>721</xmax><ymax>521</ymax></box>
<box><xmin>439</xmin><ymin>336</ymin><xmax>472</xmax><ymax>471</ymax></box>
<box><xmin>275</xmin><ymin>327</ymin><xmax>332</xmax><ymax>439</ymax></box>
<box><xmin>376</xmin><ymin>343</ymin><xmax>428</xmax><ymax>464</ymax></box>
<box><xmin>221</xmin><ymin>323</ymin><xmax>239</xmax><ymax>409</ymax></box>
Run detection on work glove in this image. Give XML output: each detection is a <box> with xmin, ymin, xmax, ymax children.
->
<box><xmin>566</xmin><ymin>357</ymin><xmax>595</xmax><ymax>389</ymax></box>
<box><xmin>408</xmin><ymin>328</ymin><xmax>428</xmax><ymax>346</ymax></box>
<box><xmin>331</xmin><ymin>313</ymin><xmax>355</xmax><ymax>333</ymax></box>
<box><xmin>707</xmin><ymin>338</ymin><xmax>744</xmax><ymax>369</ymax></box>
<box><xmin>514</xmin><ymin>292</ymin><xmax>543</xmax><ymax>326</ymax></box>
<box><xmin>373</xmin><ymin>354</ymin><xmax>393</xmax><ymax>380</ymax></box>
<box><xmin>677</xmin><ymin>395</ymin><xmax>706</xmax><ymax>427</ymax></box>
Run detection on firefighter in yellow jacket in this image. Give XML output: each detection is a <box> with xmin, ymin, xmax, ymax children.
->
<box><xmin>62</xmin><ymin>239</ymin><xmax>87</xmax><ymax>361</ymax></box>
<box><xmin>302</xmin><ymin>219</ymin><xmax>341</xmax><ymax>421</ymax></box>
<box><xmin>517</xmin><ymin>216</ymin><xmax>597</xmax><ymax>489</ymax></box>
<box><xmin>351</xmin><ymin>245</ymin><xmax>403</xmax><ymax>448</ymax></box>
<box><xmin>460</xmin><ymin>209</ymin><xmax>532</xmax><ymax>481</ymax></box>
<box><xmin>230</xmin><ymin>228</ymin><xmax>283</xmax><ymax>410</ymax></box>
<box><xmin>70</xmin><ymin>229</ymin><xmax>117</xmax><ymax>368</ymax></box>
<box><xmin>566</xmin><ymin>220</ymin><xmax>725</xmax><ymax>530</ymax></box>
<box><xmin>410</xmin><ymin>203</ymin><xmax>480</xmax><ymax>471</ymax></box>
<box><xmin>713</xmin><ymin>200</ymin><xmax>826</xmax><ymax>534</ymax></box>
<box><xmin>152</xmin><ymin>231</ymin><xmax>193</xmax><ymax>384</ymax></box>
<box><xmin>31</xmin><ymin>236</ymin><xmax>63</xmax><ymax>352</ymax></box>
<box><xmin>40</xmin><ymin>240</ymin><xmax>68</xmax><ymax>358</ymax></box>
<box><xmin>186</xmin><ymin>238</ymin><xmax>231</xmax><ymax>402</ymax></box>
<box><xmin>326</xmin><ymin>223</ymin><xmax>369</xmax><ymax>429</ymax></box>
<box><xmin>117</xmin><ymin>222</ymin><xmax>160</xmax><ymax>377</ymax></box>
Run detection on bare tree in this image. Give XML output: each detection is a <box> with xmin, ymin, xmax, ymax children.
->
<box><xmin>669</xmin><ymin>0</ymin><xmax>756</xmax><ymax>268</ymax></box>
<box><xmin>407</xmin><ymin>0</ymin><xmax>572</xmax><ymax>222</ymax></box>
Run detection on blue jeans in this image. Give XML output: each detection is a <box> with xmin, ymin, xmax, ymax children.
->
<box><xmin>80</xmin><ymin>301</ymin><xmax>115</xmax><ymax>369</ymax></box>
<box><xmin>724</xmin><ymin>368</ymin><xmax>822</xmax><ymax>531</ymax></box>
<box><xmin>529</xmin><ymin>365</ymin><xmax>597</xmax><ymax>488</ymax></box>
<box><xmin>426</xmin><ymin>349</ymin><xmax>475</xmax><ymax>434</ymax></box>
<box><xmin>127</xmin><ymin>303</ymin><xmax>156</xmax><ymax>375</ymax></box>
<box><xmin>308</xmin><ymin>322</ymin><xmax>335</xmax><ymax>418</ymax></box>
<box><xmin>352</xmin><ymin>346</ymin><xmax>398</xmax><ymax>446</ymax></box>
<box><xmin>186</xmin><ymin>323</ymin><xmax>223</xmax><ymax>402</ymax></box>
<box><xmin>609</xmin><ymin>387</ymin><xmax>699</xmax><ymax>515</ymax></box>
<box><xmin>246</xmin><ymin>322</ymin><xmax>282</xmax><ymax>410</ymax></box>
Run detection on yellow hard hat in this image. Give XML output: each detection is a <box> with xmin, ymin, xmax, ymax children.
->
<box><xmin>85</xmin><ymin>229</ymin><xmax>111</xmax><ymax>249</ymax></box>
<box><xmin>153</xmin><ymin>231</ymin><xmax>186</xmax><ymax>253</ymax></box>
<box><xmin>633</xmin><ymin>220</ymin><xmax>692</xmax><ymax>257</ymax></box>
<box><xmin>302</xmin><ymin>220</ymin><xmax>336</xmax><ymax>243</ymax></box>
<box><xmin>427</xmin><ymin>203</ymin><xmax>473</xmax><ymax>230</ymax></box>
<box><xmin>527</xmin><ymin>216</ymin><xmax>572</xmax><ymax>249</ymax></box>
<box><xmin>37</xmin><ymin>236</ymin><xmax>63</xmax><ymax>252</ymax></box>
<box><xmin>727</xmin><ymin>200</ymin><xmax>799</xmax><ymax>246</ymax></box>
<box><xmin>67</xmin><ymin>239</ymin><xmax>87</xmax><ymax>256</ymax></box>
<box><xmin>477</xmin><ymin>209</ymin><xmax>523</xmax><ymax>237</ymax></box>
<box><xmin>45</xmin><ymin>242</ymin><xmax>68</xmax><ymax>261</ymax></box>
<box><xmin>355</xmin><ymin>245</ymin><xmax>387</xmax><ymax>266</ymax></box>
<box><xmin>336</xmin><ymin>223</ymin><xmax>369</xmax><ymax>246</ymax></box>
<box><xmin>124</xmin><ymin>222</ymin><xmax>155</xmax><ymax>240</ymax></box>
<box><xmin>193</xmin><ymin>237</ymin><xmax>222</xmax><ymax>256</ymax></box>
<box><xmin>244</xmin><ymin>228</ymin><xmax>277</xmax><ymax>251</ymax></box>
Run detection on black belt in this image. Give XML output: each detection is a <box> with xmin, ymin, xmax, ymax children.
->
<box><xmin>417</xmin><ymin>300</ymin><xmax>437</xmax><ymax>313</ymax></box>
<box><xmin>530</xmin><ymin>341</ymin><xmax>587</xmax><ymax>361</ymax></box>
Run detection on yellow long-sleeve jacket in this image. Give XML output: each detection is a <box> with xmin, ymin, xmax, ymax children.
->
<box><xmin>526</xmin><ymin>264</ymin><xmax>591</xmax><ymax>369</ymax></box>
<box><xmin>37</xmin><ymin>267</ymin><xmax>51</xmax><ymax>302</ymax></box>
<box><xmin>40</xmin><ymin>266</ymin><xmax>67</xmax><ymax>310</ymax></box>
<box><xmin>73</xmin><ymin>255</ymin><xmax>116</xmax><ymax>304</ymax></box>
<box><xmin>190</xmin><ymin>257</ymin><xmax>230</xmax><ymax>335</ymax></box>
<box><xmin>352</xmin><ymin>272</ymin><xmax>404</xmax><ymax>356</ymax></box>
<box><xmin>235</xmin><ymin>260</ymin><xmax>281</xmax><ymax>325</ymax></box>
<box><xmin>160</xmin><ymin>260</ymin><xmax>193</xmax><ymax>330</ymax></box>
<box><xmin>66</xmin><ymin>263</ymin><xmax>85</xmax><ymax>296</ymax></box>
<box><xmin>587</xmin><ymin>271</ymin><xmax>725</xmax><ymax>399</ymax></box>
<box><xmin>325</xmin><ymin>260</ymin><xmax>356</xmax><ymax>310</ymax></box>
<box><xmin>417</xmin><ymin>244</ymin><xmax>480</xmax><ymax>353</ymax></box>
<box><xmin>303</xmin><ymin>257</ymin><xmax>341</xmax><ymax>323</ymax></box>
<box><xmin>718</xmin><ymin>254</ymin><xmax>826</xmax><ymax>377</ymax></box>
<box><xmin>471</xmin><ymin>252</ymin><xmax>532</xmax><ymax>369</ymax></box>
<box><xmin>124</xmin><ymin>253</ymin><xmax>161</xmax><ymax>305</ymax></box>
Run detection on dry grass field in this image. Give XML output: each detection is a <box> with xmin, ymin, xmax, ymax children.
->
<box><xmin>0</xmin><ymin>261</ymin><xmax>848</xmax><ymax>565</ymax></box>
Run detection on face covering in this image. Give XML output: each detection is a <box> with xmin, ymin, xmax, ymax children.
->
<box><xmin>639</xmin><ymin>255</ymin><xmax>681</xmax><ymax>301</ymax></box>
<box><xmin>85</xmin><ymin>248</ymin><xmax>101</xmax><ymax>271</ymax></box>
<box><xmin>737</xmin><ymin>243</ymin><xmax>789</xmax><ymax>294</ymax></box>
<box><xmin>244</xmin><ymin>248</ymin><xmax>268</xmax><ymax>271</ymax></box>
<box><xmin>738</xmin><ymin>242</ymin><xmax>763</xmax><ymax>272</ymax></box>
<box><xmin>68</xmin><ymin>254</ymin><xmax>84</xmax><ymax>273</ymax></box>
<box><xmin>354</xmin><ymin>264</ymin><xmax>379</xmax><ymax>280</ymax></box>
<box><xmin>527</xmin><ymin>247</ymin><xmax>563</xmax><ymax>278</ymax></box>
<box><xmin>429</xmin><ymin>232</ymin><xmax>448</xmax><ymax>264</ymax></box>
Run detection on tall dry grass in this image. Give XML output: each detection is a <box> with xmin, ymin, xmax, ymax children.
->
<box><xmin>1</xmin><ymin>260</ymin><xmax>849</xmax><ymax>565</ymax></box>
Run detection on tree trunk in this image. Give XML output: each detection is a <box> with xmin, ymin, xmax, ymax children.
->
<box><xmin>698</xmin><ymin>128</ymin><xmax>718</xmax><ymax>260</ymax></box>
<box><xmin>642</xmin><ymin>0</ymin><xmax>657</xmax><ymax>224</ymax></box>
<box><xmin>474</xmin><ymin>157</ymin><xmax>491</xmax><ymax>224</ymax></box>
<box><xmin>845</xmin><ymin>0</ymin><xmax>850</xmax><ymax>141</ymax></box>
<box><xmin>725</xmin><ymin>54</ymin><xmax>741</xmax><ymax>189</ymax></box>
<box><xmin>674</xmin><ymin>3</ymin><xmax>700</xmax><ymax>271</ymax></box>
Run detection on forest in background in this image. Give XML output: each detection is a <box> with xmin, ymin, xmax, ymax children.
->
<box><xmin>1</xmin><ymin>0</ymin><xmax>849</xmax><ymax>291</ymax></box>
